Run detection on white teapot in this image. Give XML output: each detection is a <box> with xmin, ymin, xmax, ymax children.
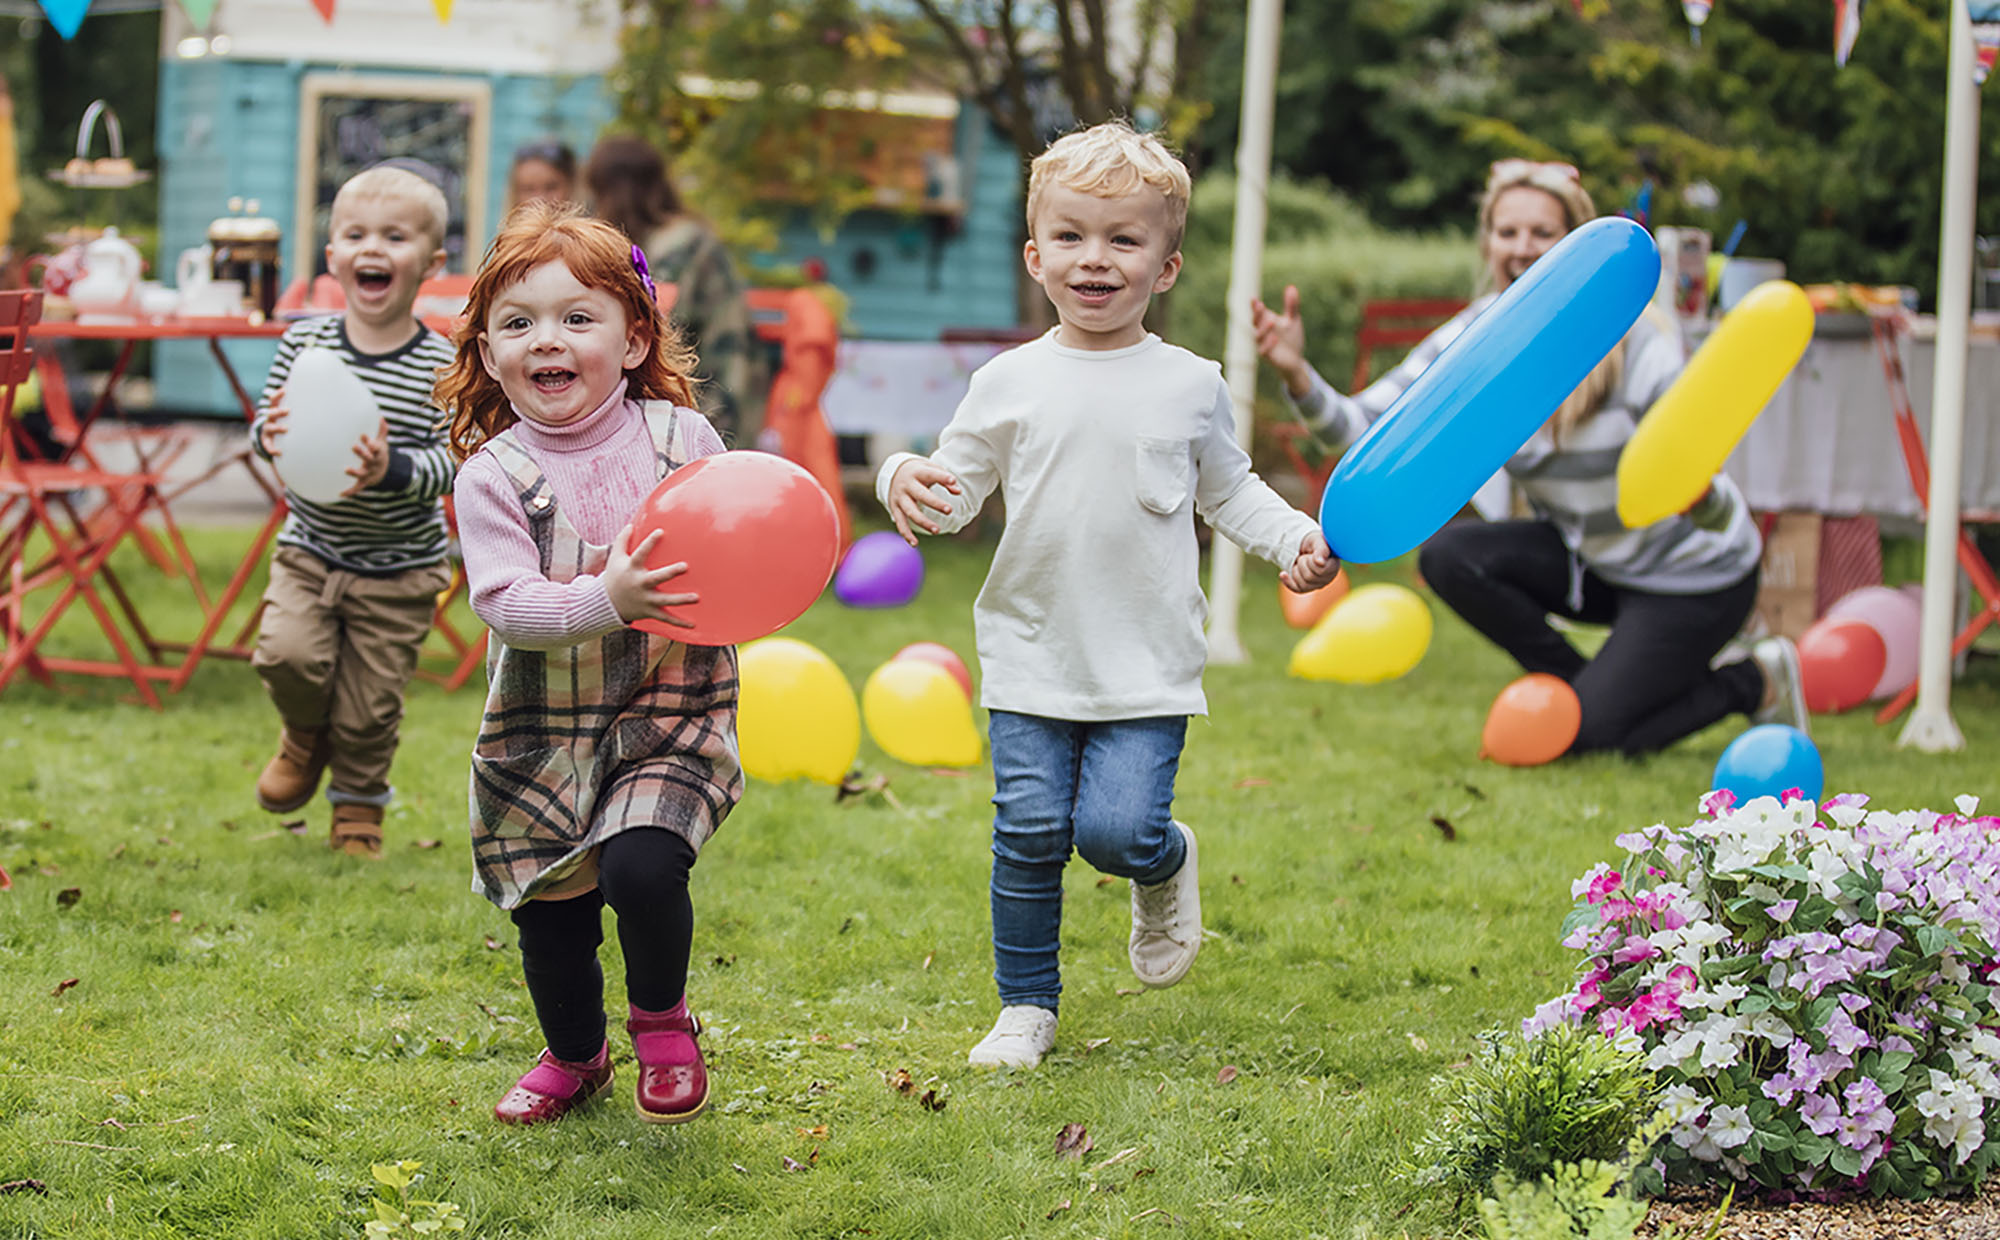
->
<box><xmin>70</xmin><ymin>226</ymin><xmax>142</xmax><ymax>322</ymax></box>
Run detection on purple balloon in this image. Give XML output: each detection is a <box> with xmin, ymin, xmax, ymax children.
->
<box><xmin>834</xmin><ymin>531</ymin><xmax>925</xmax><ymax>608</ymax></box>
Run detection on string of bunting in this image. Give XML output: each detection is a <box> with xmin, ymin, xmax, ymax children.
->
<box><xmin>33</xmin><ymin>0</ymin><xmax>458</xmax><ymax>38</ymax></box>
<box><xmin>1974</xmin><ymin>0</ymin><xmax>2000</xmax><ymax>85</ymax></box>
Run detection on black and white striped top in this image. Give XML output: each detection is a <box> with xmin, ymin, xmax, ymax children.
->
<box><xmin>250</xmin><ymin>316</ymin><xmax>455</xmax><ymax>575</ymax></box>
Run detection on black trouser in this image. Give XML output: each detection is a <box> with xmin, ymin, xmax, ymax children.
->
<box><xmin>510</xmin><ymin>828</ymin><xmax>698</xmax><ymax>1063</ymax></box>
<box><xmin>1418</xmin><ymin>520</ymin><xmax>1763</xmax><ymax>757</ymax></box>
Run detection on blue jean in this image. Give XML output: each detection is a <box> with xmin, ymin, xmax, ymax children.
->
<box><xmin>987</xmin><ymin>710</ymin><xmax>1189</xmax><ymax>1012</ymax></box>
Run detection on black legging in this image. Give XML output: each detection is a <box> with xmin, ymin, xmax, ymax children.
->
<box><xmin>510</xmin><ymin>828</ymin><xmax>698</xmax><ymax>1063</ymax></box>
<box><xmin>1418</xmin><ymin>520</ymin><xmax>1763</xmax><ymax>757</ymax></box>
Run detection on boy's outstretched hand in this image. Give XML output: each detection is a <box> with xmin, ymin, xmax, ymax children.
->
<box><xmin>887</xmin><ymin>459</ymin><xmax>963</xmax><ymax>547</ymax></box>
<box><xmin>258</xmin><ymin>387</ymin><xmax>290</xmax><ymax>457</ymax></box>
<box><xmin>1280</xmin><ymin>528</ymin><xmax>1340</xmax><ymax>593</ymax></box>
<box><xmin>605</xmin><ymin>524</ymin><xmax>699</xmax><ymax>627</ymax></box>
<box><xmin>341</xmin><ymin>418</ymin><xmax>391</xmax><ymax>496</ymax></box>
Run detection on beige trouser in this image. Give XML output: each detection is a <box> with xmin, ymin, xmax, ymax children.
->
<box><xmin>251</xmin><ymin>546</ymin><xmax>450</xmax><ymax>805</ymax></box>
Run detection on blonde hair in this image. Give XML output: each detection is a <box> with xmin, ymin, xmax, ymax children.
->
<box><xmin>1475</xmin><ymin>161</ymin><xmax>1621</xmax><ymax>444</ymax></box>
<box><xmin>1026</xmin><ymin>121</ymin><xmax>1192</xmax><ymax>250</ymax></box>
<box><xmin>333</xmin><ymin>166</ymin><xmax>450</xmax><ymax>250</ymax></box>
<box><xmin>435</xmin><ymin>200</ymin><xmax>697</xmax><ymax>461</ymax></box>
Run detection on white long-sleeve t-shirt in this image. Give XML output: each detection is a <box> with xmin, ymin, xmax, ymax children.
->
<box><xmin>877</xmin><ymin>330</ymin><xmax>1319</xmax><ymax>721</ymax></box>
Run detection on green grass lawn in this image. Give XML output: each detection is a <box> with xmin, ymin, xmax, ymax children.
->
<box><xmin>4</xmin><ymin>523</ymin><xmax>1999</xmax><ymax>1239</ymax></box>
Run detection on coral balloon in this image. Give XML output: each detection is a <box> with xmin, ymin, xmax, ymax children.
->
<box><xmin>1320</xmin><ymin>218</ymin><xmax>1659</xmax><ymax>563</ymax></box>
<box><xmin>1287</xmin><ymin>583</ymin><xmax>1432</xmax><ymax>683</ymax></box>
<box><xmin>1481</xmin><ymin>673</ymin><xmax>1582</xmax><ymax>766</ymax></box>
<box><xmin>834</xmin><ymin>530</ymin><xmax>925</xmax><ymax>608</ymax></box>
<box><xmin>1616</xmin><ymin>281</ymin><xmax>1813</xmax><ymax>528</ymax></box>
<box><xmin>1711</xmin><ymin>724</ymin><xmax>1823</xmax><ymax>805</ymax></box>
<box><xmin>273</xmin><ymin>348</ymin><xmax>381</xmax><ymax>505</ymax></box>
<box><xmin>1825</xmin><ymin>586</ymin><xmax>1922</xmax><ymax>699</ymax></box>
<box><xmin>632</xmin><ymin>451</ymin><xmax>841</xmax><ymax>644</ymax></box>
<box><xmin>891</xmin><ymin>641</ymin><xmax>973</xmax><ymax>700</ymax></box>
<box><xmin>735</xmin><ymin>638</ymin><xmax>859</xmax><ymax>784</ymax></box>
<box><xmin>862</xmin><ymin>659</ymin><xmax>983</xmax><ymax>768</ymax></box>
<box><xmin>1797</xmin><ymin>618</ymin><xmax>1887</xmax><ymax>714</ymax></box>
<box><xmin>1278</xmin><ymin>568</ymin><xmax>1351</xmax><ymax>629</ymax></box>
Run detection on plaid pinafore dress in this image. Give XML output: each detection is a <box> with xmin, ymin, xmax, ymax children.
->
<box><xmin>469</xmin><ymin>404</ymin><xmax>743</xmax><ymax>910</ymax></box>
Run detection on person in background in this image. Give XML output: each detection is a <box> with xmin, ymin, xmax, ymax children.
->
<box><xmin>509</xmin><ymin>139</ymin><xmax>578</xmax><ymax>209</ymax></box>
<box><xmin>584</xmin><ymin>135</ymin><xmax>758</xmax><ymax>447</ymax></box>
<box><xmin>1250</xmin><ymin>158</ymin><xmax>1807</xmax><ymax>758</ymax></box>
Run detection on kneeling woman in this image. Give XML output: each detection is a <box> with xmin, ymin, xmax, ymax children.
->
<box><xmin>1252</xmin><ymin>160</ymin><xmax>1805</xmax><ymax>755</ymax></box>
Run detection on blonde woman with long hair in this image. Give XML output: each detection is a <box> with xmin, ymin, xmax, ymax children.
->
<box><xmin>1250</xmin><ymin>159</ymin><xmax>1805</xmax><ymax>757</ymax></box>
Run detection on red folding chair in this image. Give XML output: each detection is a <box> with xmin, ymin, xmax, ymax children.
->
<box><xmin>1867</xmin><ymin>312</ymin><xmax>2000</xmax><ymax>726</ymax></box>
<box><xmin>1269</xmin><ymin>297</ymin><xmax>1467</xmax><ymax>506</ymax></box>
<box><xmin>416</xmin><ymin>494</ymin><xmax>487</xmax><ymax>691</ymax></box>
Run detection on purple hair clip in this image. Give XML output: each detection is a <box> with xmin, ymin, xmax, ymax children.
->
<box><xmin>631</xmin><ymin>244</ymin><xmax>657</xmax><ymax>305</ymax></box>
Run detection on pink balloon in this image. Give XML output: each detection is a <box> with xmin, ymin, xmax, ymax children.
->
<box><xmin>892</xmin><ymin>641</ymin><xmax>974</xmax><ymax>700</ymax></box>
<box><xmin>1825</xmin><ymin>585</ymin><xmax>1922</xmax><ymax>699</ymax></box>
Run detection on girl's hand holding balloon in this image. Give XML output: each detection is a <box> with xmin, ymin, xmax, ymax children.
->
<box><xmin>605</xmin><ymin>524</ymin><xmax>699</xmax><ymax>628</ymax></box>
<box><xmin>887</xmin><ymin>460</ymin><xmax>962</xmax><ymax>546</ymax></box>
<box><xmin>1280</xmin><ymin>529</ymin><xmax>1340</xmax><ymax>593</ymax></box>
<box><xmin>341</xmin><ymin>418</ymin><xmax>391</xmax><ymax>497</ymax></box>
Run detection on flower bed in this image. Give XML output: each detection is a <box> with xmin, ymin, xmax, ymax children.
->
<box><xmin>1529</xmin><ymin>791</ymin><xmax>2000</xmax><ymax>1199</ymax></box>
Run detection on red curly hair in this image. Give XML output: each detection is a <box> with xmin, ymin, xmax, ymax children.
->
<box><xmin>437</xmin><ymin>200</ymin><xmax>697</xmax><ymax>461</ymax></box>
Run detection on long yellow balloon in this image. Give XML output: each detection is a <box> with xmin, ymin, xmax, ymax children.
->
<box><xmin>1616</xmin><ymin>280</ymin><xmax>1813</xmax><ymax>529</ymax></box>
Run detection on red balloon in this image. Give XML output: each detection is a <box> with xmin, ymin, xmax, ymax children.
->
<box><xmin>631</xmin><ymin>452</ymin><xmax>841</xmax><ymax>645</ymax></box>
<box><xmin>892</xmin><ymin>641</ymin><xmax>974</xmax><ymax>699</ymax></box>
<box><xmin>1480</xmin><ymin>673</ymin><xmax>1582</xmax><ymax>766</ymax></box>
<box><xmin>1797</xmin><ymin>618</ymin><xmax>1887</xmax><ymax>714</ymax></box>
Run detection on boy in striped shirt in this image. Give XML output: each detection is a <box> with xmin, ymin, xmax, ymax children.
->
<box><xmin>247</xmin><ymin>165</ymin><xmax>457</xmax><ymax>858</ymax></box>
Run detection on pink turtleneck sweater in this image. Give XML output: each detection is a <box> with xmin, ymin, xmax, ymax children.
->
<box><xmin>454</xmin><ymin>380</ymin><xmax>726</xmax><ymax>651</ymax></box>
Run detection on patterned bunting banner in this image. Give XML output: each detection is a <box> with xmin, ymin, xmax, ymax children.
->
<box><xmin>1682</xmin><ymin>0</ymin><xmax>1712</xmax><ymax>46</ymax></box>
<box><xmin>310</xmin><ymin>0</ymin><xmax>336</xmax><ymax>22</ymax></box>
<box><xmin>1833</xmin><ymin>0</ymin><xmax>1866</xmax><ymax>66</ymax></box>
<box><xmin>432</xmin><ymin>0</ymin><xmax>453</xmax><ymax>19</ymax></box>
<box><xmin>36</xmin><ymin>0</ymin><xmax>91</xmax><ymax>40</ymax></box>
<box><xmin>1972</xmin><ymin>0</ymin><xmax>2000</xmax><ymax>85</ymax></box>
<box><xmin>179</xmin><ymin>0</ymin><xmax>216</xmax><ymax>26</ymax></box>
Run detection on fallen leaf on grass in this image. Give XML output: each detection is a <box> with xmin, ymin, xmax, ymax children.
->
<box><xmin>1095</xmin><ymin>876</ymin><xmax>1115</xmax><ymax>888</ymax></box>
<box><xmin>1133</xmin><ymin>1167</ymin><xmax>1154</xmax><ymax>1180</ymax></box>
<box><xmin>282</xmin><ymin>820</ymin><xmax>307</xmax><ymax>836</ymax></box>
<box><xmin>1461</xmin><ymin>782</ymin><xmax>1486</xmax><ymax>801</ymax></box>
<box><xmin>921</xmin><ymin>952</ymin><xmax>933</xmax><ymax>970</ymax></box>
<box><xmin>55</xmin><ymin>887</ymin><xmax>81</xmax><ymax>908</ymax></box>
<box><xmin>1093</xmin><ymin>1146</ymin><xmax>1142</xmax><ymax>1171</ymax></box>
<box><xmin>483</xmin><ymin>936</ymin><xmax>504</xmax><ymax>951</ymax></box>
<box><xmin>797</xmin><ymin>1125</ymin><xmax>829</xmax><ymax>1139</ymax></box>
<box><xmin>918</xmin><ymin>1089</ymin><xmax>945</xmax><ymax>1112</ymax></box>
<box><xmin>1115</xmin><ymin>987</ymin><xmax>1142</xmax><ymax>997</ymax></box>
<box><xmin>885</xmin><ymin>1068</ymin><xmax>915</xmax><ymax>1094</ymax></box>
<box><xmin>1045</xmin><ymin>1199</ymin><xmax>1071</xmax><ymax>1220</ymax></box>
<box><xmin>732</xmin><ymin>1163</ymin><xmax>749</xmax><ymax>1175</ymax></box>
<box><xmin>1230</xmin><ymin>874</ymin><xmax>1244</xmax><ymax>886</ymax></box>
<box><xmin>1407</xmin><ymin>1032</ymin><xmax>1430</xmax><ymax>1052</ymax></box>
<box><xmin>0</xmin><ymin>1180</ymin><xmax>47</xmax><ymax>1195</ymax></box>
<box><xmin>0</xmin><ymin>864</ymin><xmax>10</xmax><ymax>891</ymax></box>
<box><xmin>1215</xmin><ymin>1065</ymin><xmax>1239</xmax><ymax>1085</ymax></box>
<box><xmin>51</xmin><ymin>978</ymin><xmax>78</xmax><ymax>997</ymax></box>
<box><xmin>412</xmin><ymin>839</ymin><xmax>442</xmax><ymax>850</ymax></box>
<box><xmin>1429</xmin><ymin>815</ymin><xmax>1457</xmax><ymax>842</ymax></box>
<box><xmin>1083</xmin><ymin>1037</ymin><xmax>1111</xmax><ymax>1053</ymax></box>
<box><xmin>1232</xmin><ymin>777</ymin><xmax>1270</xmax><ymax>789</ymax></box>
<box><xmin>169</xmin><ymin>910</ymin><xmax>182</xmax><ymax>924</ymax></box>
<box><xmin>835</xmin><ymin>773</ymin><xmax>904</xmax><ymax>811</ymax></box>
<box><xmin>1054</xmin><ymin>1123</ymin><xmax>1093</xmax><ymax>1159</ymax></box>
<box><xmin>781</xmin><ymin>1155</ymin><xmax>808</xmax><ymax>1172</ymax></box>
<box><xmin>838</xmin><ymin>1042</ymin><xmax>857</xmax><ymax>1051</ymax></box>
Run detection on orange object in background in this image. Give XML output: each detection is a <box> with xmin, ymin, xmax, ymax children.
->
<box><xmin>1278</xmin><ymin>567</ymin><xmax>1350</xmax><ymax>629</ymax></box>
<box><xmin>750</xmin><ymin>286</ymin><xmax>850</xmax><ymax>549</ymax></box>
<box><xmin>1480</xmin><ymin>673</ymin><xmax>1582</xmax><ymax>766</ymax></box>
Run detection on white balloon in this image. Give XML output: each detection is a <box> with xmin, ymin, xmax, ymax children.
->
<box><xmin>272</xmin><ymin>348</ymin><xmax>381</xmax><ymax>505</ymax></box>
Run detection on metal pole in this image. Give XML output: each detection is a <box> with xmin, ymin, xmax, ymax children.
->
<box><xmin>1206</xmin><ymin>0</ymin><xmax>1283</xmax><ymax>665</ymax></box>
<box><xmin>1899</xmin><ymin>0</ymin><xmax>1981</xmax><ymax>752</ymax></box>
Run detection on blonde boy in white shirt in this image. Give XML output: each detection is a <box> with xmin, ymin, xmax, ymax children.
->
<box><xmin>879</xmin><ymin>121</ymin><xmax>1340</xmax><ymax>1068</ymax></box>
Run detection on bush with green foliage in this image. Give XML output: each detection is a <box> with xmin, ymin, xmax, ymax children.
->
<box><xmin>1409</xmin><ymin>1022</ymin><xmax>1664</xmax><ymax>1195</ymax></box>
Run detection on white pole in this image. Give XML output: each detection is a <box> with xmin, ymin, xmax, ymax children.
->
<box><xmin>1899</xmin><ymin>0</ymin><xmax>1980</xmax><ymax>753</ymax></box>
<box><xmin>1207</xmin><ymin>0</ymin><xmax>1283</xmax><ymax>665</ymax></box>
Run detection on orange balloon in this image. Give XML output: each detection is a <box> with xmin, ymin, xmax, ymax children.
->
<box><xmin>1481</xmin><ymin>673</ymin><xmax>1582</xmax><ymax>766</ymax></box>
<box><xmin>1278</xmin><ymin>568</ymin><xmax>1351</xmax><ymax>629</ymax></box>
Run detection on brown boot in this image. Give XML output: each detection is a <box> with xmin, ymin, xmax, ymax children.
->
<box><xmin>256</xmin><ymin>727</ymin><xmax>330</xmax><ymax>813</ymax></box>
<box><xmin>329</xmin><ymin>804</ymin><xmax>384</xmax><ymax>859</ymax></box>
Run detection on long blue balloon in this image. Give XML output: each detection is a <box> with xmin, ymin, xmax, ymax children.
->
<box><xmin>1318</xmin><ymin>216</ymin><xmax>1661</xmax><ymax>563</ymax></box>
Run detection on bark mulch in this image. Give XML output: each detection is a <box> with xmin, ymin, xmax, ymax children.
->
<box><xmin>1639</xmin><ymin>1176</ymin><xmax>2000</xmax><ymax>1239</ymax></box>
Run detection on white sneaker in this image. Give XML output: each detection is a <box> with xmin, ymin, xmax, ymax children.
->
<box><xmin>967</xmin><ymin>1005</ymin><xmax>1058</xmax><ymax>1069</ymax></box>
<box><xmin>1750</xmin><ymin>636</ymin><xmax>1811</xmax><ymax>736</ymax></box>
<box><xmin>1129</xmin><ymin>821</ymin><xmax>1201</xmax><ymax>989</ymax></box>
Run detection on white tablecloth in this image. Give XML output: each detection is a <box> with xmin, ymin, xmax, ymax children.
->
<box><xmin>1722</xmin><ymin>329</ymin><xmax>2000</xmax><ymax>519</ymax></box>
<box><xmin>821</xmin><ymin>340</ymin><xmax>1007</xmax><ymax>437</ymax></box>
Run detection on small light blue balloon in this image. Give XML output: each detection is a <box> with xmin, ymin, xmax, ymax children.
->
<box><xmin>38</xmin><ymin>0</ymin><xmax>90</xmax><ymax>39</ymax></box>
<box><xmin>1711</xmin><ymin>724</ymin><xmax>1824</xmax><ymax>805</ymax></box>
<box><xmin>1319</xmin><ymin>216</ymin><xmax>1661</xmax><ymax>563</ymax></box>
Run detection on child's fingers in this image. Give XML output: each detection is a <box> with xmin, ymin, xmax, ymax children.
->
<box><xmin>917</xmin><ymin>487</ymin><xmax>955</xmax><ymax>516</ymax></box>
<box><xmin>622</xmin><ymin>525</ymin><xmax>663</xmax><ymax>560</ymax></box>
<box><xmin>648</xmin><ymin>608</ymin><xmax>696</xmax><ymax>629</ymax></box>
<box><xmin>1283</xmin><ymin>284</ymin><xmax>1301</xmax><ymax>317</ymax></box>
<box><xmin>645</xmin><ymin>560</ymin><xmax>690</xmax><ymax>584</ymax></box>
<box><xmin>651</xmin><ymin>590</ymin><xmax>699</xmax><ymax>609</ymax></box>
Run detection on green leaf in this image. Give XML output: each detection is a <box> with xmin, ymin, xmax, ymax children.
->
<box><xmin>373</xmin><ymin>1164</ymin><xmax>413</xmax><ymax>1191</ymax></box>
<box><xmin>374</xmin><ymin>1200</ymin><xmax>406</xmax><ymax>1223</ymax></box>
<box><xmin>1828</xmin><ymin>1144</ymin><xmax>1863</xmax><ymax>1178</ymax></box>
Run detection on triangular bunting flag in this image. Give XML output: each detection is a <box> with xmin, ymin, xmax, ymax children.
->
<box><xmin>178</xmin><ymin>0</ymin><xmax>216</xmax><ymax>26</ymax></box>
<box><xmin>1682</xmin><ymin>0</ymin><xmax>1712</xmax><ymax>46</ymax></box>
<box><xmin>310</xmin><ymin>0</ymin><xmax>335</xmax><ymax>22</ymax></box>
<box><xmin>1833</xmin><ymin>0</ymin><xmax>1866</xmax><ymax>67</ymax></box>
<box><xmin>36</xmin><ymin>0</ymin><xmax>91</xmax><ymax>39</ymax></box>
<box><xmin>1972</xmin><ymin>1</ymin><xmax>2000</xmax><ymax>86</ymax></box>
<box><xmin>432</xmin><ymin>0</ymin><xmax>452</xmax><ymax>20</ymax></box>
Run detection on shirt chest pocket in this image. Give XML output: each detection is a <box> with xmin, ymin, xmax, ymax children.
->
<box><xmin>1135</xmin><ymin>435</ymin><xmax>1192</xmax><ymax>515</ymax></box>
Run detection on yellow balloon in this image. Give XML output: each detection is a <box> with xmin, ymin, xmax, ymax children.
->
<box><xmin>1617</xmin><ymin>280</ymin><xmax>1813</xmax><ymax>529</ymax></box>
<box><xmin>1287</xmin><ymin>582</ymin><xmax>1432</xmax><ymax>684</ymax></box>
<box><xmin>737</xmin><ymin>637</ymin><xmax>860</xmax><ymax>784</ymax></box>
<box><xmin>862</xmin><ymin>659</ymin><xmax>984</xmax><ymax>767</ymax></box>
